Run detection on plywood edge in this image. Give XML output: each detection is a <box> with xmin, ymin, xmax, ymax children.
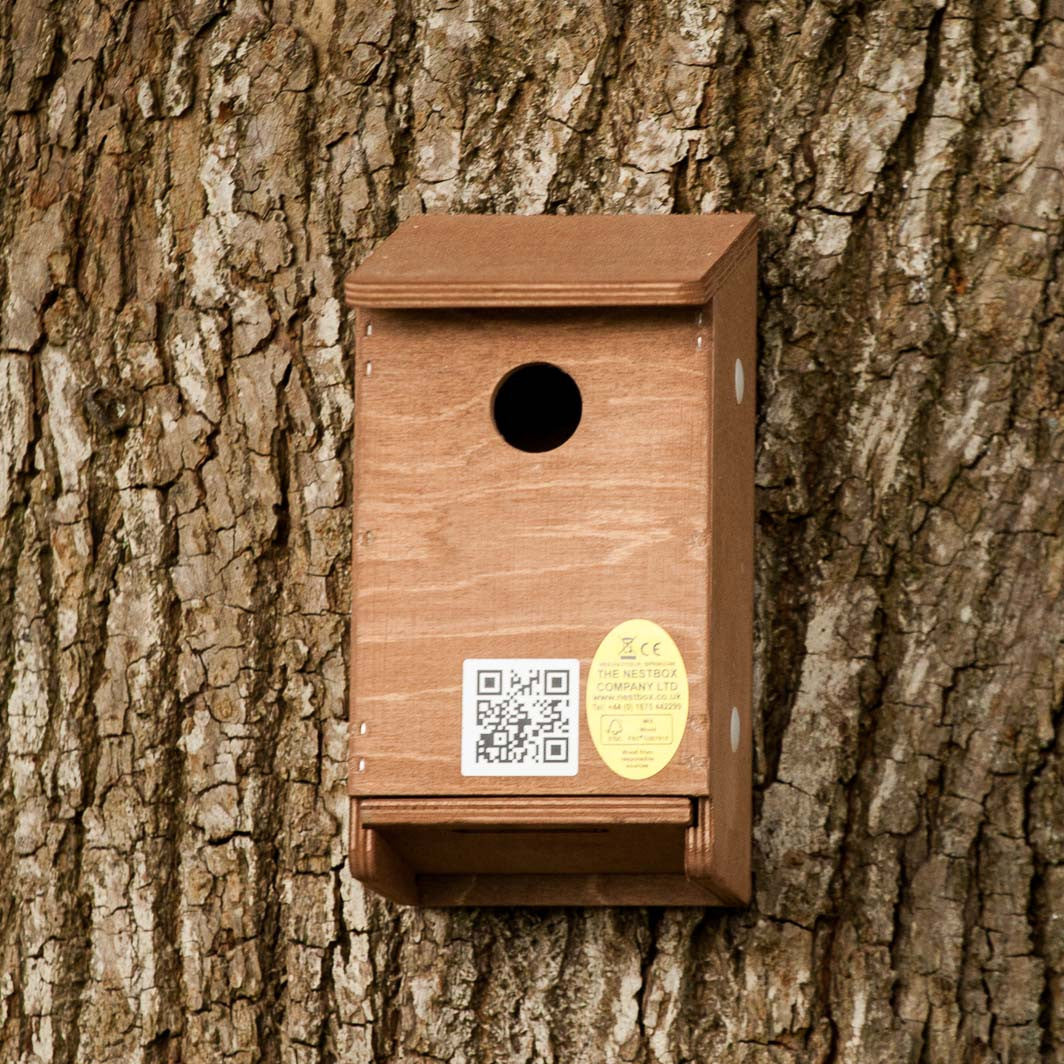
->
<box><xmin>346</xmin><ymin>280</ymin><xmax>709</xmax><ymax>308</ymax></box>
<box><xmin>684</xmin><ymin>797</ymin><xmax>750</xmax><ymax>905</ymax></box>
<box><xmin>694</xmin><ymin>246</ymin><xmax>756</xmax><ymax>907</ymax></box>
<box><xmin>359</xmin><ymin>796</ymin><xmax>693</xmax><ymax>828</ymax></box>
<box><xmin>349</xmin><ymin>799</ymin><xmax>419</xmax><ymax>905</ymax></box>
<box><xmin>344</xmin><ymin>216</ymin><xmax>758</xmax><ymax>308</ymax></box>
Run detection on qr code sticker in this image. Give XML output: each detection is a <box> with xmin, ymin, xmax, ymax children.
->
<box><xmin>461</xmin><ymin>659</ymin><xmax>580</xmax><ymax>776</ymax></box>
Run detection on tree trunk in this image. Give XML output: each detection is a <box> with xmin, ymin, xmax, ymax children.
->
<box><xmin>1</xmin><ymin>0</ymin><xmax>1062</xmax><ymax>1060</ymax></box>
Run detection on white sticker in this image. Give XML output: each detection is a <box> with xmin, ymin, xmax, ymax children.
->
<box><xmin>461</xmin><ymin>659</ymin><xmax>580</xmax><ymax>776</ymax></box>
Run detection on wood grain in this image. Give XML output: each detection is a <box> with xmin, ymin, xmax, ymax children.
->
<box><xmin>702</xmin><ymin>249</ymin><xmax>757</xmax><ymax>904</ymax></box>
<box><xmin>349</xmin><ymin>799</ymin><xmax>419</xmax><ymax>906</ymax></box>
<box><xmin>349</xmin><ymin>305</ymin><xmax>712</xmax><ymax>798</ymax></box>
<box><xmin>344</xmin><ymin>213</ymin><xmax>757</xmax><ymax>307</ymax></box>
<box><xmin>346</xmin><ymin>216</ymin><xmax>756</xmax><ymax>905</ymax></box>
<box><xmin>359</xmin><ymin>796</ymin><xmax>693</xmax><ymax>827</ymax></box>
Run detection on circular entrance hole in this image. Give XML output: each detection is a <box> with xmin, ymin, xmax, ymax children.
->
<box><xmin>492</xmin><ymin>362</ymin><xmax>582</xmax><ymax>453</ymax></box>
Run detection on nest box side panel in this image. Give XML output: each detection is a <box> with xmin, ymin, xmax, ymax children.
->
<box><xmin>349</xmin><ymin>306</ymin><xmax>712</xmax><ymax>797</ymax></box>
<box><xmin>697</xmin><ymin>246</ymin><xmax>757</xmax><ymax>904</ymax></box>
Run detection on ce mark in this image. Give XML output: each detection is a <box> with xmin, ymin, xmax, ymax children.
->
<box><xmin>620</xmin><ymin>636</ymin><xmax>663</xmax><ymax>658</ymax></box>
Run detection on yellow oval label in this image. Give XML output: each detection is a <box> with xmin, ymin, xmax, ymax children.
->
<box><xmin>586</xmin><ymin>619</ymin><xmax>689</xmax><ymax>780</ymax></box>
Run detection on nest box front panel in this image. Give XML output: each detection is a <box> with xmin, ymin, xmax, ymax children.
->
<box><xmin>350</xmin><ymin>305</ymin><xmax>712</xmax><ymax>797</ymax></box>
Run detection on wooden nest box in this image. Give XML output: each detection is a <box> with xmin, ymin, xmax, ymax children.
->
<box><xmin>345</xmin><ymin>214</ymin><xmax>756</xmax><ymax>906</ymax></box>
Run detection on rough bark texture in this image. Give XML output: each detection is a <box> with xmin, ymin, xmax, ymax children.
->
<box><xmin>1</xmin><ymin>0</ymin><xmax>1062</xmax><ymax>1061</ymax></box>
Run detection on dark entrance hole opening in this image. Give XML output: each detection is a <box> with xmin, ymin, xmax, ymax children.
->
<box><xmin>491</xmin><ymin>362</ymin><xmax>582</xmax><ymax>453</ymax></box>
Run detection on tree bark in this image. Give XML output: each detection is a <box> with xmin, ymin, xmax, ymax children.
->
<box><xmin>1</xmin><ymin>0</ymin><xmax>1062</xmax><ymax>1061</ymax></box>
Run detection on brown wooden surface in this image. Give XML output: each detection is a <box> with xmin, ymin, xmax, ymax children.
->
<box><xmin>359</xmin><ymin>796</ymin><xmax>693</xmax><ymax>827</ymax></box>
<box><xmin>347</xmin><ymin>217</ymin><xmax>755</xmax><ymax>905</ymax></box>
<box><xmin>344</xmin><ymin>213</ymin><xmax>757</xmax><ymax>307</ymax></box>
<box><xmin>349</xmin><ymin>796</ymin><xmax>728</xmax><ymax>905</ymax></box>
<box><xmin>383</xmin><ymin>825</ymin><xmax>688</xmax><ymax>875</ymax></box>
<box><xmin>701</xmin><ymin>249</ymin><xmax>757</xmax><ymax>903</ymax></box>
<box><xmin>353</xmin><ymin>796</ymin><xmax>707</xmax><ymax>898</ymax></box>
<box><xmin>349</xmin><ymin>799</ymin><xmax>419</xmax><ymax>906</ymax></box>
<box><xmin>349</xmin><ymin>304</ymin><xmax>713</xmax><ymax>797</ymax></box>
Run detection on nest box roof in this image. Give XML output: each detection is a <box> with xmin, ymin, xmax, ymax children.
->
<box><xmin>344</xmin><ymin>213</ymin><xmax>757</xmax><ymax>308</ymax></box>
